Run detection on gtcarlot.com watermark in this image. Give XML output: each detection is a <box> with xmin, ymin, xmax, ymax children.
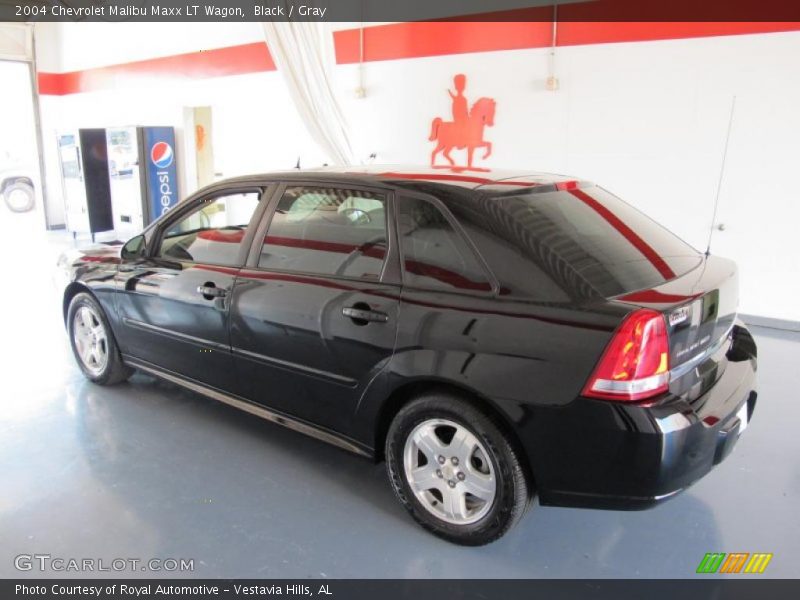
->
<box><xmin>14</xmin><ymin>554</ymin><xmax>194</xmax><ymax>573</ymax></box>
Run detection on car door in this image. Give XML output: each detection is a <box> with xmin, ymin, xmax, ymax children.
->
<box><xmin>115</xmin><ymin>186</ymin><xmax>267</xmax><ymax>389</ymax></box>
<box><xmin>229</xmin><ymin>183</ymin><xmax>401</xmax><ymax>435</ymax></box>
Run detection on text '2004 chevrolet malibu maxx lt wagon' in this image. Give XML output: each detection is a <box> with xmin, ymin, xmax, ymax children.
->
<box><xmin>59</xmin><ymin>166</ymin><xmax>757</xmax><ymax>545</ymax></box>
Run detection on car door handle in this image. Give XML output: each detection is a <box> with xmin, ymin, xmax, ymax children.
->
<box><xmin>342</xmin><ymin>304</ymin><xmax>388</xmax><ymax>324</ymax></box>
<box><xmin>197</xmin><ymin>283</ymin><xmax>227</xmax><ymax>299</ymax></box>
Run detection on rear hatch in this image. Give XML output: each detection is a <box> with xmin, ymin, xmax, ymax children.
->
<box><xmin>468</xmin><ymin>182</ymin><xmax>738</xmax><ymax>401</ymax></box>
<box><xmin>614</xmin><ymin>255</ymin><xmax>739</xmax><ymax>400</ymax></box>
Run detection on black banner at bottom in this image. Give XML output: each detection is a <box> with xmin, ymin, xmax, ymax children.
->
<box><xmin>3</xmin><ymin>580</ymin><xmax>800</xmax><ymax>600</ymax></box>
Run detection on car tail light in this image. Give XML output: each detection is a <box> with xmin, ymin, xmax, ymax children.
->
<box><xmin>582</xmin><ymin>309</ymin><xmax>670</xmax><ymax>402</ymax></box>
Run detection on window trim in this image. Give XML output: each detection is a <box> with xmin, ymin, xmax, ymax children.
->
<box><xmin>393</xmin><ymin>192</ymin><xmax>500</xmax><ymax>296</ymax></box>
<box><xmin>149</xmin><ymin>185</ymin><xmax>270</xmax><ymax>268</ymax></box>
<box><xmin>244</xmin><ymin>181</ymin><xmax>399</xmax><ymax>285</ymax></box>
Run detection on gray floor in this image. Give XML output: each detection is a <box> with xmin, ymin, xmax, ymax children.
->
<box><xmin>1</xmin><ymin>214</ymin><xmax>798</xmax><ymax>579</ymax></box>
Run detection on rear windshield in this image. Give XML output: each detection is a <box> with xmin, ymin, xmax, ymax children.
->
<box><xmin>446</xmin><ymin>185</ymin><xmax>700</xmax><ymax>301</ymax></box>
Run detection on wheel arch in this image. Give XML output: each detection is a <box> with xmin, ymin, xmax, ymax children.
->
<box><xmin>372</xmin><ymin>378</ymin><xmax>536</xmax><ymax>488</ymax></box>
<box><xmin>63</xmin><ymin>282</ymin><xmax>92</xmax><ymax>324</ymax></box>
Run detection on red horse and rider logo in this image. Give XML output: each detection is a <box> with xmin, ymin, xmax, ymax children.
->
<box><xmin>429</xmin><ymin>74</ymin><xmax>496</xmax><ymax>170</ymax></box>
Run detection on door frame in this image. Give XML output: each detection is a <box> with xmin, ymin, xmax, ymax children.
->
<box><xmin>1</xmin><ymin>24</ymin><xmax>49</xmax><ymax>229</ymax></box>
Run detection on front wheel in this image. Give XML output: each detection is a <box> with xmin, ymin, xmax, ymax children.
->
<box><xmin>67</xmin><ymin>292</ymin><xmax>133</xmax><ymax>385</ymax></box>
<box><xmin>386</xmin><ymin>392</ymin><xmax>532</xmax><ymax>545</ymax></box>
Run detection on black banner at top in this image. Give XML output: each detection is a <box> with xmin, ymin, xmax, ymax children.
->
<box><xmin>4</xmin><ymin>0</ymin><xmax>800</xmax><ymax>22</ymax></box>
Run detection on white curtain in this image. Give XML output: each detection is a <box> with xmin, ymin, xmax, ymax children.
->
<box><xmin>261</xmin><ymin>22</ymin><xmax>356</xmax><ymax>166</ymax></box>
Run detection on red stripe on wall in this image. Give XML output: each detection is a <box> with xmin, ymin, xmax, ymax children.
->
<box><xmin>37</xmin><ymin>71</ymin><xmax>66</xmax><ymax>95</ymax></box>
<box><xmin>37</xmin><ymin>21</ymin><xmax>800</xmax><ymax>95</ymax></box>
<box><xmin>557</xmin><ymin>21</ymin><xmax>800</xmax><ymax>47</ymax></box>
<box><xmin>38</xmin><ymin>42</ymin><xmax>275</xmax><ymax>95</ymax></box>
<box><xmin>334</xmin><ymin>21</ymin><xmax>554</xmax><ymax>65</ymax></box>
<box><xmin>334</xmin><ymin>20</ymin><xmax>800</xmax><ymax>64</ymax></box>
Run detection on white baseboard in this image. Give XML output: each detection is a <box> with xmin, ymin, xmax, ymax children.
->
<box><xmin>740</xmin><ymin>313</ymin><xmax>800</xmax><ymax>333</ymax></box>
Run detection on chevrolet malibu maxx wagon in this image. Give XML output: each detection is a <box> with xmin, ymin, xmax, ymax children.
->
<box><xmin>59</xmin><ymin>167</ymin><xmax>757</xmax><ymax>545</ymax></box>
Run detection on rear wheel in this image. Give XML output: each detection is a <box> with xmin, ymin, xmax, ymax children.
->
<box><xmin>67</xmin><ymin>292</ymin><xmax>133</xmax><ymax>385</ymax></box>
<box><xmin>386</xmin><ymin>392</ymin><xmax>531</xmax><ymax>545</ymax></box>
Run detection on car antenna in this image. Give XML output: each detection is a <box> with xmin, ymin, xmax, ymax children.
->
<box><xmin>705</xmin><ymin>95</ymin><xmax>737</xmax><ymax>257</ymax></box>
<box><xmin>295</xmin><ymin>156</ymin><xmax>301</xmax><ymax>169</ymax></box>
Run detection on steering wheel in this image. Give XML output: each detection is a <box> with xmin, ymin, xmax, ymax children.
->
<box><xmin>334</xmin><ymin>234</ymin><xmax>386</xmax><ymax>277</ymax></box>
<box><xmin>340</xmin><ymin>207</ymin><xmax>371</xmax><ymax>225</ymax></box>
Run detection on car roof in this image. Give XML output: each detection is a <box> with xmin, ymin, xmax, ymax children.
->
<box><xmin>219</xmin><ymin>165</ymin><xmax>587</xmax><ymax>193</ymax></box>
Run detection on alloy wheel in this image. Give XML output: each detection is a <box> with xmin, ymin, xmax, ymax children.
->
<box><xmin>403</xmin><ymin>418</ymin><xmax>497</xmax><ymax>525</ymax></box>
<box><xmin>72</xmin><ymin>305</ymin><xmax>109</xmax><ymax>376</ymax></box>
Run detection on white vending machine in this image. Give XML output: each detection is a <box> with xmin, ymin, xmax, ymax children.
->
<box><xmin>57</xmin><ymin>129</ymin><xmax>114</xmax><ymax>241</ymax></box>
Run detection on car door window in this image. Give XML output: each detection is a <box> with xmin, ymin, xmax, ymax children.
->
<box><xmin>258</xmin><ymin>186</ymin><xmax>387</xmax><ymax>280</ymax></box>
<box><xmin>398</xmin><ymin>197</ymin><xmax>493</xmax><ymax>292</ymax></box>
<box><xmin>157</xmin><ymin>191</ymin><xmax>260</xmax><ymax>265</ymax></box>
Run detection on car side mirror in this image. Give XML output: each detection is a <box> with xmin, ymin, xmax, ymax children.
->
<box><xmin>121</xmin><ymin>234</ymin><xmax>146</xmax><ymax>260</ymax></box>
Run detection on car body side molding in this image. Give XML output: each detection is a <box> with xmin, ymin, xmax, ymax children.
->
<box><xmin>123</xmin><ymin>356</ymin><xmax>372</xmax><ymax>458</ymax></box>
<box><xmin>122</xmin><ymin>317</ymin><xmax>230</xmax><ymax>352</ymax></box>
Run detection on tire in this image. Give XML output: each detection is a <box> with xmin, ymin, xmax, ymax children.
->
<box><xmin>386</xmin><ymin>391</ymin><xmax>532</xmax><ymax>545</ymax></box>
<box><xmin>67</xmin><ymin>292</ymin><xmax>133</xmax><ymax>385</ymax></box>
<box><xmin>3</xmin><ymin>181</ymin><xmax>35</xmax><ymax>213</ymax></box>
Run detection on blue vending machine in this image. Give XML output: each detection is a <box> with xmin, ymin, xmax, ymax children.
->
<box><xmin>106</xmin><ymin>126</ymin><xmax>180</xmax><ymax>240</ymax></box>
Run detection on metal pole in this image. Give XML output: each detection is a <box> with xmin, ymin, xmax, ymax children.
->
<box><xmin>28</xmin><ymin>24</ymin><xmax>53</xmax><ymax>231</ymax></box>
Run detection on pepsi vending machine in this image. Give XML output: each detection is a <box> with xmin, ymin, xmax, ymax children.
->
<box><xmin>106</xmin><ymin>126</ymin><xmax>180</xmax><ymax>240</ymax></box>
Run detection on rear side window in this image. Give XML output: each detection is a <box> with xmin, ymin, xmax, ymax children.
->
<box><xmin>258</xmin><ymin>186</ymin><xmax>387</xmax><ymax>280</ymax></box>
<box><xmin>397</xmin><ymin>197</ymin><xmax>492</xmax><ymax>293</ymax></box>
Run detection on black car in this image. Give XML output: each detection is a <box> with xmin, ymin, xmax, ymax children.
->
<box><xmin>59</xmin><ymin>166</ymin><xmax>757</xmax><ymax>545</ymax></box>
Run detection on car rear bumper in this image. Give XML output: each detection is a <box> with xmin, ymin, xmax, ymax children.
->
<box><xmin>530</xmin><ymin>324</ymin><xmax>758</xmax><ymax>510</ymax></box>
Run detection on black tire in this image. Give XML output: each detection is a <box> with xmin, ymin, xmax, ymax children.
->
<box><xmin>386</xmin><ymin>392</ymin><xmax>532</xmax><ymax>545</ymax></box>
<box><xmin>67</xmin><ymin>292</ymin><xmax>133</xmax><ymax>385</ymax></box>
<box><xmin>3</xmin><ymin>180</ymin><xmax>35</xmax><ymax>213</ymax></box>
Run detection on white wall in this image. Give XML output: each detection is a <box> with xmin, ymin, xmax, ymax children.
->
<box><xmin>34</xmin><ymin>23</ymin><xmax>800</xmax><ymax>322</ymax></box>
<box><xmin>336</xmin><ymin>32</ymin><xmax>800</xmax><ymax>322</ymax></box>
<box><xmin>52</xmin><ymin>22</ymin><xmax>264</xmax><ymax>71</ymax></box>
<box><xmin>33</xmin><ymin>22</ymin><xmax>326</xmax><ymax>231</ymax></box>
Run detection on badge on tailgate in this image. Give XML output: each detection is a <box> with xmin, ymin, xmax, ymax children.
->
<box><xmin>669</xmin><ymin>306</ymin><xmax>691</xmax><ymax>327</ymax></box>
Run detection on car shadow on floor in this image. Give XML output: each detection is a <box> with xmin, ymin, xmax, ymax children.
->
<box><xmin>73</xmin><ymin>372</ymin><xmax>411</xmax><ymax>517</ymax></box>
<box><xmin>68</xmin><ymin>372</ymin><xmax>724</xmax><ymax>578</ymax></box>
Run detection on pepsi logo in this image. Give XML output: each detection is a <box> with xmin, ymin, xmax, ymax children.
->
<box><xmin>151</xmin><ymin>141</ymin><xmax>174</xmax><ymax>169</ymax></box>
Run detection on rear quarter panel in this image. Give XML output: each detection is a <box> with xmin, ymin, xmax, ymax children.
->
<box><xmin>351</xmin><ymin>288</ymin><xmax>629</xmax><ymax>451</ymax></box>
